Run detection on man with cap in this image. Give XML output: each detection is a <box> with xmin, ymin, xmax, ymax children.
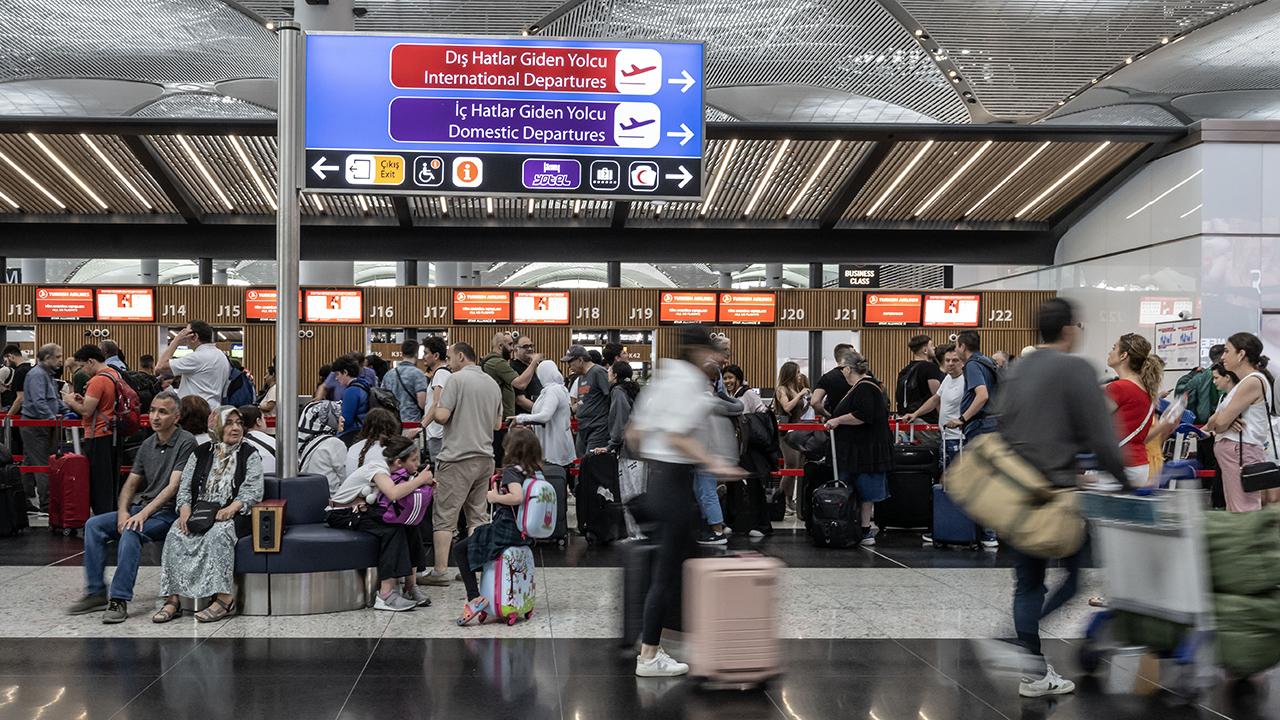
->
<box><xmin>563</xmin><ymin>344</ymin><xmax>611</xmax><ymax>456</ymax></box>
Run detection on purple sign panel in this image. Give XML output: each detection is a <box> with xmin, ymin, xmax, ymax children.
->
<box><xmin>522</xmin><ymin>158</ymin><xmax>581</xmax><ymax>190</ymax></box>
<box><xmin>388</xmin><ymin>97</ymin><xmax>661</xmax><ymax>149</ymax></box>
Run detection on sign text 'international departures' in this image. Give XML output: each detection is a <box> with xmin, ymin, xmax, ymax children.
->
<box><xmin>304</xmin><ymin>34</ymin><xmax>704</xmax><ymax>200</ymax></box>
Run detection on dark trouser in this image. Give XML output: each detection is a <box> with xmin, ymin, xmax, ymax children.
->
<box><xmin>329</xmin><ymin>510</ymin><xmax>425</xmax><ymax>582</ymax></box>
<box><xmin>575</xmin><ymin>423</ymin><xmax>609</xmax><ymax>458</ymax></box>
<box><xmin>86</xmin><ymin>435</ymin><xmax>118</xmax><ymax>516</ymax></box>
<box><xmin>1011</xmin><ymin>534</ymin><xmax>1089</xmax><ymax>675</ymax></box>
<box><xmin>640</xmin><ymin>460</ymin><xmax>697</xmax><ymax>647</ymax></box>
<box><xmin>493</xmin><ymin>428</ymin><xmax>507</xmax><ymax>468</ymax></box>
<box><xmin>19</xmin><ymin>425</ymin><xmax>54</xmax><ymax>511</ymax></box>
<box><xmin>452</xmin><ymin>534</ymin><xmax>481</xmax><ymax>600</ymax></box>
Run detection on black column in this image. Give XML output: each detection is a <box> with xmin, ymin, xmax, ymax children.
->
<box><xmin>606</xmin><ymin>261</ymin><xmax>621</xmax><ymax>288</ymax></box>
<box><xmin>808</xmin><ymin>262</ymin><xmax>823</xmax><ymax>390</ymax></box>
<box><xmin>808</xmin><ymin>262</ymin><xmax>824</xmax><ymax>288</ymax></box>
<box><xmin>0</xmin><ymin>255</ymin><xmax>7</xmax><ymax>347</ymax></box>
<box><xmin>198</xmin><ymin>257</ymin><xmax>213</xmax><ymax>285</ymax></box>
<box><xmin>403</xmin><ymin>260</ymin><xmax>418</xmax><ymax>286</ymax></box>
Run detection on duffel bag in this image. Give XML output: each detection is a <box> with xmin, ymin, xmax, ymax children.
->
<box><xmin>942</xmin><ymin>432</ymin><xmax>1085</xmax><ymax>559</ymax></box>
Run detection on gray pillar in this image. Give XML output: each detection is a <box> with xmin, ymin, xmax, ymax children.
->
<box><xmin>0</xmin><ymin>257</ymin><xmax>6</xmax><ymax>347</ymax></box>
<box><xmin>20</xmin><ymin>258</ymin><xmax>46</xmax><ymax>284</ymax></box>
<box><xmin>198</xmin><ymin>257</ymin><xmax>213</xmax><ymax>284</ymax></box>
<box><xmin>718</xmin><ymin>272</ymin><xmax>733</xmax><ymax>289</ymax></box>
<box><xmin>276</xmin><ymin>19</ymin><xmax>304</xmax><ymax>475</ymax></box>
<box><xmin>294</xmin><ymin>0</ymin><xmax>353</xmax><ymax>31</ymax></box>
<box><xmin>765</xmin><ymin>263</ymin><xmax>784</xmax><ymax>288</ymax></box>
<box><xmin>807</xmin><ymin>263</ymin><xmax>823</xmax><ymax>390</ymax></box>
<box><xmin>139</xmin><ymin>259</ymin><xmax>159</xmax><ymax>285</ymax></box>
<box><xmin>416</xmin><ymin>261</ymin><xmax>431</xmax><ymax>286</ymax></box>
<box><xmin>435</xmin><ymin>262</ymin><xmax>458</xmax><ymax>287</ymax></box>
<box><xmin>399</xmin><ymin>261</ymin><xmax>416</xmax><ymax>286</ymax></box>
<box><xmin>808</xmin><ymin>262</ymin><xmax>823</xmax><ymax>289</ymax></box>
<box><xmin>606</xmin><ymin>261</ymin><xmax>622</xmax><ymax>288</ymax></box>
<box><xmin>457</xmin><ymin>262</ymin><xmax>473</xmax><ymax>287</ymax></box>
<box><xmin>213</xmin><ymin>267</ymin><xmax>228</xmax><ymax>285</ymax></box>
<box><xmin>300</xmin><ymin>260</ymin><xmax>354</xmax><ymax>285</ymax></box>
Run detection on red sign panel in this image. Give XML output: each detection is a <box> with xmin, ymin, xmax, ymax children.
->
<box><xmin>718</xmin><ymin>292</ymin><xmax>776</xmax><ymax>326</ymax></box>
<box><xmin>513</xmin><ymin>290</ymin><xmax>570</xmax><ymax>325</ymax></box>
<box><xmin>453</xmin><ymin>290</ymin><xmax>511</xmax><ymax>324</ymax></box>
<box><xmin>391</xmin><ymin>44</ymin><xmax>625</xmax><ymax>94</ymax></box>
<box><xmin>304</xmin><ymin>289</ymin><xmax>363</xmax><ymax>324</ymax></box>
<box><xmin>96</xmin><ymin>288</ymin><xmax>155</xmax><ymax>322</ymax></box>
<box><xmin>863</xmin><ymin>293</ymin><xmax>923</xmax><ymax>326</ymax></box>
<box><xmin>246</xmin><ymin>288</ymin><xmax>278</xmax><ymax>321</ymax></box>
<box><xmin>923</xmin><ymin>293</ymin><xmax>981</xmax><ymax>328</ymax></box>
<box><xmin>659</xmin><ymin>292</ymin><xmax>716</xmax><ymax>325</ymax></box>
<box><xmin>36</xmin><ymin>287</ymin><xmax>95</xmax><ymax>321</ymax></box>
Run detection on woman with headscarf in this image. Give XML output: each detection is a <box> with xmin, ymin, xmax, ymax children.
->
<box><xmin>154</xmin><ymin>406</ymin><xmax>264</xmax><ymax>623</ymax></box>
<box><xmin>298</xmin><ymin>400</ymin><xmax>348</xmax><ymax>496</ymax></box>
<box><xmin>511</xmin><ymin>360</ymin><xmax>575</xmax><ymax>472</ymax></box>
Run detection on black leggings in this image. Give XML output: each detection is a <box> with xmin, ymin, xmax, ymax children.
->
<box><xmin>328</xmin><ymin>511</ymin><xmax>426</xmax><ymax>583</ymax></box>
<box><xmin>640</xmin><ymin>461</ymin><xmax>697</xmax><ymax>647</ymax></box>
<box><xmin>453</xmin><ymin>534</ymin><xmax>481</xmax><ymax>599</ymax></box>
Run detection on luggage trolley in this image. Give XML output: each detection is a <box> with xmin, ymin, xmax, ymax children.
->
<box><xmin>1077</xmin><ymin>489</ymin><xmax>1216</xmax><ymax>698</ymax></box>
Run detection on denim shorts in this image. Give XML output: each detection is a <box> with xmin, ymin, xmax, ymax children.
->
<box><xmin>842</xmin><ymin>471</ymin><xmax>889</xmax><ymax>503</ymax></box>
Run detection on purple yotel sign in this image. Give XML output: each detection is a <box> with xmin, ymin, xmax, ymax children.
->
<box><xmin>388</xmin><ymin>97</ymin><xmax>661</xmax><ymax>149</ymax></box>
<box><xmin>522</xmin><ymin>159</ymin><xmax>581</xmax><ymax>190</ymax></box>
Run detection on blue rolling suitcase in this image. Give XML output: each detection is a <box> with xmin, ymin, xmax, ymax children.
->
<box><xmin>932</xmin><ymin>437</ymin><xmax>979</xmax><ymax>549</ymax></box>
<box><xmin>1160</xmin><ymin>458</ymin><xmax>1201</xmax><ymax>489</ymax></box>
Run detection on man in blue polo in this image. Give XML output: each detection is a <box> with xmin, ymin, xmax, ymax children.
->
<box><xmin>946</xmin><ymin>330</ymin><xmax>1001</xmax><ymax>548</ymax></box>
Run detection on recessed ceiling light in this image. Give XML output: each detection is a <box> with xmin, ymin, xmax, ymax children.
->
<box><xmin>229</xmin><ymin>135</ymin><xmax>277</xmax><ymax>211</ymax></box>
<box><xmin>743</xmin><ymin>139</ymin><xmax>791</xmax><ymax>217</ymax></box>
<box><xmin>439</xmin><ymin>196</ymin><xmax>448</xmax><ymax>215</ymax></box>
<box><xmin>485</xmin><ymin>197</ymin><xmax>493</xmax><ymax>216</ymax></box>
<box><xmin>699</xmin><ymin>138</ymin><xmax>739</xmax><ymax>217</ymax></box>
<box><xmin>527</xmin><ymin>198</ymin><xmax>535</xmax><ymax>216</ymax></box>
<box><xmin>1160</xmin><ymin>37</ymin><xmax>1169</xmax><ymax>44</ymax></box>
<box><xmin>0</xmin><ymin>148</ymin><xmax>64</xmax><ymax>208</ymax></box>
<box><xmin>176</xmin><ymin>135</ymin><xmax>234</xmax><ymax>210</ymax></box>
<box><xmin>965</xmin><ymin>141</ymin><xmax>1051</xmax><ymax>217</ymax></box>
<box><xmin>915</xmin><ymin>140</ymin><xmax>993</xmax><ymax>217</ymax></box>
<box><xmin>866</xmin><ymin>139</ymin><xmax>935</xmax><ymax>217</ymax></box>
<box><xmin>355</xmin><ymin>194</ymin><xmax>368</xmax><ymax>212</ymax></box>
<box><xmin>1016</xmin><ymin>141</ymin><xmax>1111</xmax><ymax>218</ymax></box>
<box><xmin>572</xmin><ymin>199</ymin><xmax>581</xmax><ymax>217</ymax></box>
<box><xmin>0</xmin><ymin>189</ymin><xmax>18</xmax><ymax>209</ymax></box>
<box><xmin>1125</xmin><ymin>57</ymin><xmax>1133</xmax><ymax>64</ymax></box>
<box><xmin>80</xmin><ymin>134</ymin><xmax>151</xmax><ymax>210</ymax></box>
<box><xmin>27</xmin><ymin>133</ymin><xmax>107</xmax><ymax>210</ymax></box>
<box><xmin>785</xmin><ymin>140</ymin><xmax>841</xmax><ymax>218</ymax></box>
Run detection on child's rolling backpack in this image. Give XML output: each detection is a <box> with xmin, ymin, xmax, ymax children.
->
<box><xmin>515</xmin><ymin>471</ymin><xmax>557</xmax><ymax>539</ymax></box>
<box><xmin>480</xmin><ymin>545</ymin><xmax>537</xmax><ymax>626</ymax></box>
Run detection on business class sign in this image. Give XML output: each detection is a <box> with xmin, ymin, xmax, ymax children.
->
<box><xmin>304</xmin><ymin>34</ymin><xmax>705</xmax><ymax>200</ymax></box>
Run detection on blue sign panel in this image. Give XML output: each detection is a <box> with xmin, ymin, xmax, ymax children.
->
<box><xmin>304</xmin><ymin>33</ymin><xmax>704</xmax><ymax>200</ymax></box>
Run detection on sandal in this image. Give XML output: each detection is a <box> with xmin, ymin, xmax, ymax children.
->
<box><xmin>152</xmin><ymin>599</ymin><xmax>182</xmax><ymax>624</ymax></box>
<box><xmin>195</xmin><ymin>597</ymin><xmax>237</xmax><ymax>623</ymax></box>
<box><xmin>1088</xmin><ymin>596</ymin><xmax>1108</xmax><ymax>608</ymax></box>
<box><xmin>456</xmin><ymin>597</ymin><xmax>490</xmax><ymax>627</ymax></box>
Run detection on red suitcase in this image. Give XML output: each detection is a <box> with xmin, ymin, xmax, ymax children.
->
<box><xmin>48</xmin><ymin>452</ymin><xmax>90</xmax><ymax>536</ymax></box>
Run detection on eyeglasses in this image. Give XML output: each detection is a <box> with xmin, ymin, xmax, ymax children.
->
<box><xmin>518</xmin><ymin>343</ymin><xmax>535</xmax><ymax>350</ymax></box>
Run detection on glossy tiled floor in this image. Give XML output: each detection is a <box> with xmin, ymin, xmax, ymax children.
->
<box><xmin>0</xmin><ymin>520</ymin><xmax>1274</xmax><ymax>719</ymax></box>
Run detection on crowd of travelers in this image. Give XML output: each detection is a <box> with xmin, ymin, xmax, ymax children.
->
<box><xmin>2</xmin><ymin>303</ymin><xmax>1277</xmax><ymax>689</ymax></box>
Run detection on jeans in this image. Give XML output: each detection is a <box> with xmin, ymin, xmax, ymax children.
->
<box><xmin>1011</xmin><ymin>534</ymin><xmax>1090</xmax><ymax>674</ymax></box>
<box><xmin>693</xmin><ymin>470</ymin><xmax>724</xmax><ymax>527</ymax></box>
<box><xmin>19</xmin><ymin>425</ymin><xmax>54</xmax><ymax>512</ymax></box>
<box><xmin>84</xmin><ymin>504</ymin><xmax>177</xmax><ymax>602</ymax></box>
<box><xmin>426</xmin><ymin>436</ymin><xmax>443</xmax><ymax>469</ymax></box>
<box><xmin>940</xmin><ymin>438</ymin><xmax>962</xmax><ymax>473</ymax></box>
<box><xmin>963</xmin><ymin>416</ymin><xmax>998</xmax><ymax>443</ymax></box>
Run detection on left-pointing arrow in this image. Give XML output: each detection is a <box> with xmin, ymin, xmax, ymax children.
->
<box><xmin>664</xmin><ymin>165</ymin><xmax>693</xmax><ymax>189</ymax></box>
<box><xmin>311</xmin><ymin>156</ymin><xmax>339</xmax><ymax>180</ymax></box>
<box><xmin>665</xmin><ymin>123</ymin><xmax>694</xmax><ymax>146</ymax></box>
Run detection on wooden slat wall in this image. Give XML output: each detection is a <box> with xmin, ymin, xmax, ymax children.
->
<box><xmin>156</xmin><ymin>285</ymin><xmax>245</xmax><ymax>325</ymax></box>
<box><xmin>569</xmin><ymin>288</ymin><xmax>661</xmax><ymax>328</ymax></box>
<box><xmin>0</xmin><ymin>284</ymin><xmax>36</xmax><ymax>324</ymax></box>
<box><xmin>449</xmin><ymin>326</ymin><xmax>572</xmax><ymax>371</ymax></box>
<box><xmin>242</xmin><ymin>323</ymin><xmax>276</xmax><ymax>391</ymax></box>
<box><xmin>654</xmin><ymin>326</ymin><xmax>776</xmax><ymax>393</ymax></box>
<box><xmin>363</xmin><ymin>286</ymin><xmax>452</xmax><ymax>327</ymax></box>
<box><xmin>36</xmin><ymin>323</ymin><xmax>161</xmax><ymax>381</ymax></box>
<box><xmin>776</xmin><ymin>289</ymin><xmax>862</xmax><ymax>329</ymax></box>
<box><xmin>861</xmin><ymin>328</ymin><xmax>1039</xmax><ymax>410</ymax></box>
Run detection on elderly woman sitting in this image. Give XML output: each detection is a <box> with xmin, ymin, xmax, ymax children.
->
<box><xmin>154</xmin><ymin>406</ymin><xmax>264</xmax><ymax>623</ymax></box>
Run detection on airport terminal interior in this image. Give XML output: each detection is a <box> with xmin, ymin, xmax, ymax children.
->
<box><xmin>2</xmin><ymin>0</ymin><xmax>1280</xmax><ymax>718</ymax></box>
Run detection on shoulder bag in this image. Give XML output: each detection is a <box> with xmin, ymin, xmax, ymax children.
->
<box><xmin>1241</xmin><ymin>376</ymin><xmax>1280</xmax><ymax>492</ymax></box>
<box><xmin>186</xmin><ymin>444</ymin><xmax>255</xmax><ymax>536</ymax></box>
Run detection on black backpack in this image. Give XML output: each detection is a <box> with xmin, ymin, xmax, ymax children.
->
<box><xmin>808</xmin><ymin>481</ymin><xmax>857</xmax><ymax>548</ymax></box>
<box><xmin>122</xmin><ymin>370</ymin><xmax>162</xmax><ymax>413</ymax></box>
<box><xmin>353</xmin><ymin>379</ymin><xmax>400</xmax><ymax>417</ymax></box>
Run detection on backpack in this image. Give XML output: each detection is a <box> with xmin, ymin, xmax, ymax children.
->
<box><xmin>514</xmin><ymin>470</ymin><xmax>557</xmax><ymax>539</ymax></box>
<box><xmin>808</xmin><ymin>481</ymin><xmax>857</xmax><ymax>548</ymax></box>
<box><xmin>353</xmin><ymin>379</ymin><xmax>400</xmax><ymax>416</ymax></box>
<box><xmin>376</xmin><ymin>467</ymin><xmax>432</xmax><ymax>526</ymax></box>
<box><xmin>224</xmin><ymin>366</ymin><xmax>257</xmax><ymax>407</ymax></box>
<box><xmin>895</xmin><ymin>362</ymin><xmax>926</xmax><ymax>416</ymax></box>
<box><xmin>122</xmin><ymin>370</ymin><xmax>161</xmax><ymax>414</ymax></box>
<box><xmin>97</xmin><ymin>368</ymin><xmax>142</xmax><ymax>437</ymax></box>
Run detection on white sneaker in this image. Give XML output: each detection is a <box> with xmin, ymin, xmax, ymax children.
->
<box><xmin>373</xmin><ymin>591</ymin><xmax>418</xmax><ymax>612</ymax></box>
<box><xmin>635</xmin><ymin>648</ymin><xmax>690</xmax><ymax>677</ymax></box>
<box><xmin>403</xmin><ymin>585</ymin><xmax>433</xmax><ymax>608</ymax></box>
<box><xmin>1019</xmin><ymin>665</ymin><xmax>1076</xmax><ymax>698</ymax></box>
<box><xmin>748</xmin><ymin>529</ymin><xmax>765</xmax><ymax>539</ymax></box>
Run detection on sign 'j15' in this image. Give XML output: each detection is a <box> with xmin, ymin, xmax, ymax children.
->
<box><xmin>304</xmin><ymin>33</ymin><xmax>705</xmax><ymax>201</ymax></box>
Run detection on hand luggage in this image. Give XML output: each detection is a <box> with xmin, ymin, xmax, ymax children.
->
<box><xmin>1159</xmin><ymin>458</ymin><xmax>1202</xmax><ymax>489</ymax></box>
<box><xmin>539</xmin><ymin>463</ymin><xmax>570</xmax><ymax>546</ymax></box>
<box><xmin>479</xmin><ymin>544</ymin><xmax>536</xmax><ymax>626</ymax></box>
<box><xmin>808</xmin><ymin>432</ymin><xmax>857</xmax><ymax>548</ymax></box>
<box><xmin>576</xmin><ymin>453</ymin><xmax>626</xmax><ymax>545</ymax></box>
<box><xmin>0</xmin><ymin>459</ymin><xmax>29</xmax><ymax>537</ymax></box>
<box><xmin>684</xmin><ymin>553</ymin><xmax>783</xmax><ymax>686</ymax></box>
<box><xmin>48</xmin><ymin>451</ymin><xmax>90</xmax><ymax>537</ymax></box>
<box><xmin>798</xmin><ymin>458</ymin><xmax>833</xmax><ymax>524</ymax></box>
<box><xmin>930</xmin><ymin>484</ymin><xmax>980</xmax><ymax>549</ymax></box>
<box><xmin>618</xmin><ymin>456</ymin><xmax>647</xmax><ymax>539</ymax></box>
<box><xmin>879</xmin><ymin>431</ymin><xmax>938</xmax><ymax>530</ymax></box>
<box><xmin>765</xmin><ymin>480</ymin><xmax>786</xmax><ymax>522</ymax></box>
<box><xmin>620</xmin><ymin>539</ymin><xmax>683</xmax><ymax>647</ymax></box>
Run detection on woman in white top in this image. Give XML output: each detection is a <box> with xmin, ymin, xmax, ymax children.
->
<box><xmin>345</xmin><ymin>408</ymin><xmax>404</xmax><ymax>478</ymax></box>
<box><xmin>298</xmin><ymin>400</ymin><xmax>348</xmax><ymax>496</ymax></box>
<box><xmin>1204</xmin><ymin>332</ymin><xmax>1276</xmax><ymax>512</ymax></box>
<box><xmin>511</xmin><ymin>360</ymin><xmax>576</xmax><ymax>470</ymax></box>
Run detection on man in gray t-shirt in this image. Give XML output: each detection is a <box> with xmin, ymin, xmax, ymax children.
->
<box><xmin>69</xmin><ymin>390</ymin><xmax>196</xmax><ymax>623</ymax></box>
<box><xmin>563</xmin><ymin>344</ymin><xmax>611</xmax><ymax>455</ymax></box>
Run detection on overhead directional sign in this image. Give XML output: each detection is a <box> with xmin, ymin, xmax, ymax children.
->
<box><xmin>305</xmin><ymin>33</ymin><xmax>705</xmax><ymax>200</ymax></box>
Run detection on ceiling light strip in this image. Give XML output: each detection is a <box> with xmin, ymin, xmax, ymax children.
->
<box><xmin>527</xmin><ymin>198</ymin><xmax>535</xmax><ymax>217</ymax></box>
<box><xmin>785</xmin><ymin>140</ymin><xmax>842</xmax><ymax>217</ymax></box>
<box><xmin>915</xmin><ymin>140</ymin><xmax>993</xmax><ymax>217</ymax></box>
<box><xmin>743</xmin><ymin>139</ymin><xmax>791</xmax><ymax>217</ymax></box>
<box><xmin>699</xmin><ymin>138</ymin><xmax>739</xmax><ymax>217</ymax></box>
<box><xmin>80</xmin><ymin>134</ymin><xmax>151</xmax><ymax>210</ymax></box>
<box><xmin>485</xmin><ymin>197</ymin><xmax>494</xmax><ymax>216</ymax></box>
<box><xmin>439</xmin><ymin>197</ymin><xmax>448</xmax><ymax>215</ymax></box>
<box><xmin>572</xmin><ymin>199</ymin><xmax>581</xmax><ymax>216</ymax></box>
<box><xmin>1179</xmin><ymin>203</ymin><xmax>1203</xmax><ymax>219</ymax></box>
<box><xmin>0</xmin><ymin>148</ymin><xmax>64</xmax><ymax>208</ymax></box>
<box><xmin>865</xmin><ymin>140</ymin><xmax>935</xmax><ymax>217</ymax></box>
<box><xmin>308</xmin><ymin>193</ymin><xmax>325</xmax><ymax>213</ymax></box>
<box><xmin>176</xmin><ymin>135</ymin><xmax>234</xmax><ymax>210</ymax></box>
<box><xmin>964</xmin><ymin>141</ymin><xmax>1051</xmax><ymax>217</ymax></box>
<box><xmin>1015</xmin><ymin>141</ymin><xmax>1111</xmax><ymax>218</ymax></box>
<box><xmin>1124</xmin><ymin>168</ymin><xmax>1203</xmax><ymax>220</ymax></box>
<box><xmin>229</xmin><ymin>136</ymin><xmax>277</xmax><ymax>211</ymax></box>
<box><xmin>355</xmin><ymin>194</ymin><xmax>369</xmax><ymax>212</ymax></box>
<box><xmin>27</xmin><ymin>134</ymin><xmax>107</xmax><ymax>210</ymax></box>
<box><xmin>0</xmin><ymin>189</ymin><xmax>18</xmax><ymax>209</ymax></box>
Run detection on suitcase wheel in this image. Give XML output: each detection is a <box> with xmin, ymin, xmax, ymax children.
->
<box><xmin>506</xmin><ymin>614</ymin><xmax>519</xmax><ymax>627</ymax></box>
<box><xmin>62</xmin><ymin>528</ymin><xmax>77</xmax><ymax>538</ymax></box>
<box><xmin>477</xmin><ymin>611</ymin><xmax>488</xmax><ymax>624</ymax></box>
<box><xmin>524</xmin><ymin>610</ymin><xmax>534</xmax><ymax>620</ymax></box>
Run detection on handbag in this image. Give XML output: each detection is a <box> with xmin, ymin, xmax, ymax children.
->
<box><xmin>1240</xmin><ymin>375</ymin><xmax>1280</xmax><ymax>493</ymax></box>
<box><xmin>376</xmin><ymin>467</ymin><xmax>433</xmax><ymax>525</ymax></box>
<box><xmin>184</xmin><ymin>444</ymin><xmax>254</xmax><ymax>536</ymax></box>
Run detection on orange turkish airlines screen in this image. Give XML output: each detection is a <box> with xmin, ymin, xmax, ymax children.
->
<box><xmin>863</xmin><ymin>293</ymin><xmax>922</xmax><ymax>326</ymax></box>
<box><xmin>923</xmin><ymin>294</ymin><xmax>981</xmax><ymax>327</ymax></box>
<box><xmin>36</xmin><ymin>287</ymin><xmax>95</xmax><ymax>321</ymax></box>
<box><xmin>95</xmin><ymin>288</ymin><xmax>154</xmax><ymax>322</ymax></box>
<box><xmin>245</xmin><ymin>288</ymin><xmax>278</xmax><ymax>321</ymax></box>
<box><xmin>512</xmin><ymin>290</ymin><xmax>569</xmax><ymax>325</ymax></box>
<box><xmin>304</xmin><ymin>290</ymin><xmax>363</xmax><ymax>323</ymax></box>
<box><xmin>660</xmin><ymin>292</ymin><xmax>717</xmax><ymax>324</ymax></box>
<box><xmin>453</xmin><ymin>290</ymin><xmax>511</xmax><ymax>324</ymax></box>
<box><xmin>717</xmin><ymin>292</ymin><xmax>776</xmax><ymax>325</ymax></box>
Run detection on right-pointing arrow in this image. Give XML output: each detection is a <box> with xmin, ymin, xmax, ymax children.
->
<box><xmin>311</xmin><ymin>156</ymin><xmax>339</xmax><ymax>180</ymax></box>
<box><xmin>665</xmin><ymin>123</ymin><xmax>694</xmax><ymax>146</ymax></box>
<box><xmin>664</xmin><ymin>165</ymin><xmax>693</xmax><ymax>189</ymax></box>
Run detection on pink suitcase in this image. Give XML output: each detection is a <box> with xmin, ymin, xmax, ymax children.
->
<box><xmin>683</xmin><ymin>553</ymin><xmax>783</xmax><ymax>687</ymax></box>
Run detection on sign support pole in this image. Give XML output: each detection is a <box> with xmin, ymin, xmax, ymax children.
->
<box><xmin>275</xmin><ymin>20</ymin><xmax>302</xmax><ymax>476</ymax></box>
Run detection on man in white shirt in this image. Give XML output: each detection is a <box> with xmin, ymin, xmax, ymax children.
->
<box><xmin>903</xmin><ymin>343</ymin><xmax>965</xmax><ymax>471</ymax></box>
<box><xmin>157</xmin><ymin>321</ymin><xmax>229</xmax><ymax>410</ymax></box>
<box><xmin>420</xmin><ymin>336</ymin><xmax>451</xmax><ymax>468</ymax></box>
<box><xmin>236</xmin><ymin>404</ymin><xmax>277</xmax><ymax>475</ymax></box>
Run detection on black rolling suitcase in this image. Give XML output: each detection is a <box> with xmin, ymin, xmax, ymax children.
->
<box><xmin>540</xmin><ymin>463</ymin><xmax>571</xmax><ymax>547</ymax></box>
<box><xmin>877</xmin><ymin>431</ymin><xmax>939</xmax><ymax>530</ymax></box>
<box><xmin>0</xmin><ymin>454</ymin><xmax>28</xmax><ymax>537</ymax></box>
<box><xmin>576</xmin><ymin>453</ymin><xmax>626</xmax><ymax>544</ymax></box>
<box><xmin>798</xmin><ymin>455</ymin><xmax>833</xmax><ymax>524</ymax></box>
